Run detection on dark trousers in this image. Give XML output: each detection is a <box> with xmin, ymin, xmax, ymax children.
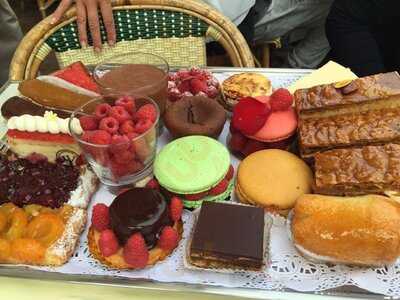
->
<box><xmin>326</xmin><ymin>0</ymin><xmax>400</xmax><ymax>77</ymax></box>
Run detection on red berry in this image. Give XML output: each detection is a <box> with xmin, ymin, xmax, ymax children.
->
<box><xmin>177</xmin><ymin>70</ymin><xmax>191</xmax><ymax>80</ymax></box>
<box><xmin>88</xmin><ymin>130</ymin><xmax>111</xmax><ymax>145</ymax></box>
<box><xmin>123</xmin><ymin>233</ymin><xmax>149</xmax><ymax>268</ymax></box>
<box><xmin>209</xmin><ymin>179</ymin><xmax>229</xmax><ymax>196</ymax></box>
<box><xmin>185</xmin><ymin>191</ymin><xmax>208</xmax><ymax>201</ymax></box>
<box><xmin>109</xmin><ymin>106</ymin><xmax>131</xmax><ymax>124</ymax></box>
<box><xmin>206</xmin><ymin>86</ymin><xmax>219</xmax><ymax>98</ymax></box>
<box><xmin>126</xmin><ymin>132</ymin><xmax>139</xmax><ymax>140</ymax></box>
<box><xmin>79</xmin><ymin>115</ymin><xmax>98</xmax><ymax>130</ymax></box>
<box><xmin>115</xmin><ymin>96</ymin><xmax>136</xmax><ymax>115</ymax></box>
<box><xmin>177</xmin><ymin>80</ymin><xmax>191</xmax><ymax>93</ymax></box>
<box><xmin>158</xmin><ymin>226</ymin><xmax>179</xmax><ymax>251</ymax></box>
<box><xmin>134</xmin><ymin>118</ymin><xmax>153</xmax><ymax>134</ymax></box>
<box><xmin>232</xmin><ymin>97</ymin><xmax>271</xmax><ymax>135</ymax></box>
<box><xmin>229</xmin><ymin>122</ymin><xmax>239</xmax><ymax>134</ymax></box>
<box><xmin>145</xmin><ymin>179</ymin><xmax>160</xmax><ymax>190</ymax></box>
<box><xmin>135</xmin><ymin>104</ymin><xmax>157</xmax><ymax>123</ymax></box>
<box><xmin>109</xmin><ymin>134</ymin><xmax>130</xmax><ymax>153</ymax></box>
<box><xmin>242</xmin><ymin>139</ymin><xmax>266</xmax><ymax>157</ymax></box>
<box><xmin>110</xmin><ymin>159</ymin><xmax>143</xmax><ymax>178</ymax></box>
<box><xmin>81</xmin><ymin>130</ymin><xmax>94</xmax><ymax>142</ymax></box>
<box><xmin>228</xmin><ymin>132</ymin><xmax>248</xmax><ymax>152</ymax></box>
<box><xmin>120</xmin><ymin>120</ymin><xmax>135</xmax><ymax>135</ymax></box>
<box><xmin>112</xmin><ymin>149</ymin><xmax>135</xmax><ymax>164</ymax></box>
<box><xmin>98</xmin><ymin>229</ymin><xmax>119</xmax><ymax>257</ymax></box>
<box><xmin>168</xmin><ymin>88</ymin><xmax>182</xmax><ymax>102</ymax></box>
<box><xmin>95</xmin><ymin>103</ymin><xmax>112</xmax><ymax>119</ymax></box>
<box><xmin>99</xmin><ymin>117</ymin><xmax>119</xmax><ymax>134</ymax></box>
<box><xmin>224</xmin><ymin>165</ymin><xmax>234</xmax><ymax>181</ymax></box>
<box><xmin>132</xmin><ymin>137</ymin><xmax>151</xmax><ymax>162</ymax></box>
<box><xmin>91</xmin><ymin>203</ymin><xmax>110</xmax><ymax>232</ymax></box>
<box><xmin>190</xmin><ymin>78</ymin><xmax>207</xmax><ymax>95</ymax></box>
<box><xmin>270</xmin><ymin>88</ymin><xmax>293</xmax><ymax>111</ymax></box>
<box><xmin>169</xmin><ymin>196</ymin><xmax>183</xmax><ymax>222</ymax></box>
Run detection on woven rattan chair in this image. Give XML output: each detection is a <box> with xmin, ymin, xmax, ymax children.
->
<box><xmin>10</xmin><ymin>0</ymin><xmax>254</xmax><ymax>81</ymax></box>
<box><xmin>37</xmin><ymin>0</ymin><xmax>58</xmax><ymax>18</ymax></box>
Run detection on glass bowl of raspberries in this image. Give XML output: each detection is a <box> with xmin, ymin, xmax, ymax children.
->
<box><xmin>69</xmin><ymin>94</ymin><xmax>159</xmax><ymax>186</ymax></box>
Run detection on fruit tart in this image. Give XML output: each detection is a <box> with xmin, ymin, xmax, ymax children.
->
<box><xmin>0</xmin><ymin>202</ymin><xmax>86</xmax><ymax>266</ymax></box>
<box><xmin>88</xmin><ymin>188</ymin><xmax>183</xmax><ymax>269</ymax></box>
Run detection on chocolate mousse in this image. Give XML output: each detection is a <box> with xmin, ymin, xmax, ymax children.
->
<box><xmin>164</xmin><ymin>96</ymin><xmax>227</xmax><ymax>139</ymax></box>
<box><xmin>109</xmin><ymin>188</ymin><xmax>172</xmax><ymax>247</ymax></box>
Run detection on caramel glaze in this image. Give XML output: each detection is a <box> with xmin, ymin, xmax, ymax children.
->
<box><xmin>109</xmin><ymin>188</ymin><xmax>172</xmax><ymax>248</ymax></box>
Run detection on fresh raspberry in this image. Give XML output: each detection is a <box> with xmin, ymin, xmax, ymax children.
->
<box><xmin>88</xmin><ymin>130</ymin><xmax>111</xmax><ymax>145</ymax></box>
<box><xmin>91</xmin><ymin>203</ymin><xmax>110</xmax><ymax>232</ymax></box>
<box><xmin>229</xmin><ymin>122</ymin><xmax>239</xmax><ymax>134</ymax></box>
<box><xmin>126</xmin><ymin>132</ymin><xmax>140</xmax><ymax>140</ymax></box>
<box><xmin>168</xmin><ymin>87</ymin><xmax>182</xmax><ymax>102</ymax></box>
<box><xmin>91</xmin><ymin>148</ymin><xmax>111</xmax><ymax>166</ymax></box>
<box><xmin>228</xmin><ymin>132</ymin><xmax>248</xmax><ymax>152</ymax></box>
<box><xmin>134</xmin><ymin>119</ymin><xmax>153</xmax><ymax>134</ymax></box>
<box><xmin>177</xmin><ymin>80</ymin><xmax>191</xmax><ymax>93</ymax></box>
<box><xmin>232</xmin><ymin>97</ymin><xmax>271</xmax><ymax>135</ymax></box>
<box><xmin>123</xmin><ymin>233</ymin><xmax>149</xmax><ymax>268</ymax></box>
<box><xmin>270</xmin><ymin>88</ymin><xmax>293</xmax><ymax>111</ymax></box>
<box><xmin>189</xmin><ymin>67</ymin><xmax>202</xmax><ymax>77</ymax></box>
<box><xmin>176</xmin><ymin>70</ymin><xmax>191</xmax><ymax>80</ymax></box>
<box><xmin>190</xmin><ymin>78</ymin><xmax>207</xmax><ymax>95</ymax></box>
<box><xmin>109</xmin><ymin>106</ymin><xmax>131</xmax><ymax>124</ymax></box>
<box><xmin>95</xmin><ymin>103</ymin><xmax>112</xmax><ymax>119</ymax></box>
<box><xmin>185</xmin><ymin>191</ymin><xmax>208</xmax><ymax>201</ymax></box>
<box><xmin>157</xmin><ymin>226</ymin><xmax>179</xmax><ymax>251</ymax></box>
<box><xmin>99</xmin><ymin>117</ymin><xmax>119</xmax><ymax>134</ymax></box>
<box><xmin>111</xmin><ymin>159</ymin><xmax>143</xmax><ymax>178</ymax></box>
<box><xmin>115</xmin><ymin>96</ymin><xmax>136</xmax><ymax>115</ymax></box>
<box><xmin>168</xmin><ymin>73</ymin><xmax>179</xmax><ymax>81</ymax></box>
<box><xmin>112</xmin><ymin>149</ymin><xmax>135</xmax><ymax>164</ymax></box>
<box><xmin>109</xmin><ymin>134</ymin><xmax>130</xmax><ymax>153</ymax></box>
<box><xmin>224</xmin><ymin>165</ymin><xmax>234</xmax><ymax>181</ymax></box>
<box><xmin>79</xmin><ymin>115</ymin><xmax>98</xmax><ymax>130</ymax></box>
<box><xmin>81</xmin><ymin>130</ymin><xmax>95</xmax><ymax>143</ymax></box>
<box><xmin>209</xmin><ymin>179</ymin><xmax>229</xmax><ymax>196</ymax></box>
<box><xmin>119</xmin><ymin>120</ymin><xmax>135</xmax><ymax>135</ymax></box>
<box><xmin>98</xmin><ymin>229</ymin><xmax>119</xmax><ymax>257</ymax></box>
<box><xmin>168</xmin><ymin>81</ymin><xmax>176</xmax><ymax>89</ymax></box>
<box><xmin>135</xmin><ymin>104</ymin><xmax>157</xmax><ymax>122</ymax></box>
<box><xmin>207</xmin><ymin>78</ymin><xmax>219</xmax><ymax>88</ymax></box>
<box><xmin>206</xmin><ymin>86</ymin><xmax>219</xmax><ymax>98</ymax></box>
<box><xmin>242</xmin><ymin>139</ymin><xmax>266</xmax><ymax>156</ymax></box>
<box><xmin>169</xmin><ymin>196</ymin><xmax>183</xmax><ymax>222</ymax></box>
<box><xmin>145</xmin><ymin>178</ymin><xmax>160</xmax><ymax>190</ymax></box>
<box><xmin>132</xmin><ymin>137</ymin><xmax>151</xmax><ymax>162</ymax></box>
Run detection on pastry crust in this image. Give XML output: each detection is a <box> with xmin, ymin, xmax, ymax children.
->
<box><xmin>88</xmin><ymin>220</ymin><xmax>183</xmax><ymax>269</ymax></box>
<box><xmin>292</xmin><ymin>194</ymin><xmax>400</xmax><ymax>266</ymax></box>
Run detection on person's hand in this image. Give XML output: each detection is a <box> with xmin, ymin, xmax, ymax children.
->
<box><xmin>51</xmin><ymin>0</ymin><xmax>116</xmax><ymax>52</ymax></box>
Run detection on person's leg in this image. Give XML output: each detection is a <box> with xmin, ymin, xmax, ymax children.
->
<box><xmin>0</xmin><ymin>0</ymin><xmax>23</xmax><ymax>85</ymax></box>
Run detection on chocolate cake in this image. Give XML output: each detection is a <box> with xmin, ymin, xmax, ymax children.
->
<box><xmin>189</xmin><ymin>201</ymin><xmax>265</xmax><ymax>270</ymax></box>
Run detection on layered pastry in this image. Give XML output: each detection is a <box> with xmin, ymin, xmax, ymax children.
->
<box><xmin>236</xmin><ymin>149</ymin><xmax>313</xmax><ymax>216</ymax></box>
<box><xmin>7</xmin><ymin>111</ymin><xmax>83</xmax><ymax>162</ymax></box>
<box><xmin>228</xmin><ymin>89</ymin><xmax>297</xmax><ymax>158</ymax></box>
<box><xmin>153</xmin><ymin>136</ymin><xmax>234</xmax><ymax>209</ymax></box>
<box><xmin>0</xmin><ymin>202</ymin><xmax>86</xmax><ymax>266</ymax></box>
<box><xmin>314</xmin><ymin>143</ymin><xmax>400</xmax><ymax>196</ymax></box>
<box><xmin>164</xmin><ymin>96</ymin><xmax>226</xmax><ymax>139</ymax></box>
<box><xmin>0</xmin><ymin>154</ymin><xmax>97</xmax><ymax>209</ymax></box>
<box><xmin>221</xmin><ymin>72</ymin><xmax>272</xmax><ymax>111</ymax></box>
<box><xmin>291</xmin><ymin>194</ymin><xmax>400</xmax><ymax>266</ymax></box>
<box><xmin>188</xmin><ymin>201</ymin><xmax>268</xmax><ymax>271</ymax></box>
<box><xmin>88</xmin><ymin>188</ymin><xmax>183</xmax><ymax>269</ymax></box>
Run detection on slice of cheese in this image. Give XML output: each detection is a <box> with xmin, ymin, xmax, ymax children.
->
<box><xmin>288</xmin><ymin>61</ymin><xmax>358</xmax><ymax>93</ymax></box>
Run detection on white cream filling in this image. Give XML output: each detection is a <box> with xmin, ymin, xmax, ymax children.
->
<box><xmin>68</xmin><ymin>167</ymin><xmax>97</xmax><ymax>208</ymax></box>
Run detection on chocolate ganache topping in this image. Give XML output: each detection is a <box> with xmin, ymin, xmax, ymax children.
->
<box><xmin>109</xmin><ymin>188</ymin><xmax>172</xmax><ymax>248</ymax></box>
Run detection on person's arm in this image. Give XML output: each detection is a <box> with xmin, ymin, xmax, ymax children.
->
<box><xmin>51</xmin><ymin>0</ymin><xmax>115</xmax><ymax>53</ymax></box>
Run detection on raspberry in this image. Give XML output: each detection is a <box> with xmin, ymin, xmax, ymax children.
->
<box><xmin>99</xmin><ymin>117</ymin><xmax>119</xmax><ymax>134</ymax></box>
<box><xmin>126</xmin><ymin>132</ymin><xmax>140</xmax><ymax>140</ymax></box>
<box><xmin>209</xmin><ymin>179</ymin><xmax>228</xmax><ymax>196</ymax></box>
<box><xmin>79</xmin><ymin>115</ymin><xmax>98</xmax><ymax>130</ymax></box>
<box><xmin>134</xmin><ymin>119</ymin><xmax>153</xmax><ymax>134</ymax></box>
<box><xmin>177</xmin><ymin>80</ymin><xmax>191</xmax><ymax>93</ymax></box>
<box><xmin>91</xmin><ymin>203</ymin><xmax>110</xmax><ymax>232</ymax></box>
<box><xmin>81</xmin><ymin>130</ymin><xmax>94</xmax><ymax>143</ymax></box>
<box><xmin>270</xmin><ymin>88</ymin><xmax>293</xmax><ymax>111</ymax></box>
<box><xmin>185</xmin><ymin>191</ymin><xmax>208</xmax><ymax>201</ymax></box>
<box><xmin>112</xmin><ymin>149</ymin><xmax>135</xmax><ymax>164</ymax></box>
<box><xmin>145</xmin><ymin>179</ymin><xmax>160</xmax><ymax>190</ymax></box>
<box><xmin>189</xmin><ymin>67</ymin><xmax>202</xmax><ymax>77</ymax></box>
<box><xmin>133</xmin><ymin>137</ymin><xmax>151</xmax><ymax>162</ymax></box>
<box><xmin>119</xmin><ymin>120</ymin><xmax>135</xmax><ymax>135</ymax></box>
<box><xmin>169</xmin><ymin>196</ymin><xmax>183</xmax><ymax>222</ymax></box>
<box><xmin>123</xmin><ymin>233</ymin><xmax>149</xmax><ymax>268</ymax></box>
<box><xmin>242</xmin><ymin>139</ymin><xmax>266</xmax><ymax>156</ymax></box>
<box><xmin>115</xmin><ymin>96</ymin><xmax>136</xmax><ymax>115</ymax></box>
<box><xmin>206</xmin><ymin>86</ymin><xmax>219</xmax><ymax>98</ymax></box>
<box><xmin>168</xmin><ymin>81</ymin><xmax>176</xmax><ymax>89</ymax></box>
<box><xmin>168</xmin><ymin>87</ymin><xmax>182</xmax><ymax>102</ymax></box>
<box><xmin>190</xmin><ymin>78</ymin><xmax>207</xmax><ymax>95</ymax></box>
<box><xmin>229</xmin><ymin>122</ymin><xmax>239</xmax><ymax>134</ymax></box>
<box><xmin>109</xmin><ymin>106</ymin><xmax>131</xmax><ymax>124</ymax></box>
<box><xmin>98</xmin><ymin>229</ymin><xmax>119</xmax><ymax>257</ymax></box>
<box><xmin>157</xmin><ymin>226</ymin><xmax>179</xmax><ymax>251</ymax></box>
<box><xmin>232</xmin><ymin>97</ymin><xmax>271</xmax><ymax>135</ymax></box>
<box><xmin>135</xmin><ymin>104</ymin><xmax>157</xmax><ymax>122</ymax></box>
<box><xmin>176</xmin><ymin>70</ymin><xmax>191</xmax><ymax>80</ymax></box>
<box><xmin>228</xmin><ymin>132</ymin><xmax>248</xmax><ymax>152</ymax></box>
<box><xmin>109</xmin><ymin>134</ymin><xmax>130</xmax><ymax>154</ymax></box>
<box><xmin>88</xmin><ymin>130</ymin><xmax>111</xmax><ymax>145</ymax></box>
<box><xmin>224</xmin><ymin>165</ymin><xmax>234</xmax><ymax>181</ymax></box>
<box><xmin>95</xmin><ymin>103</ymin><xmax>112</xmax><ymax>119</ymax></box>
<box><xmin>111</xmin><ymin>159</ymin><xmax>143</xmax><ymax>178</ymax></box>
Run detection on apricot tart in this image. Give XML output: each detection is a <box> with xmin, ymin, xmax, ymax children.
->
<box><xmin>88</xmin><ymin>188</ymin><xmax>183</xmax><ymax>269</ymax></box>
<box><xmin>0</xmin><ymin>202</ymin><xmax>86</xmax><ymax>266</ymax></box>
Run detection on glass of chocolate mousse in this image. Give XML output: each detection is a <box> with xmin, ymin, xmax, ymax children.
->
<box><xmin>69</xmin><ymin>94</ymin><xmax>160</xmax><ymax>186</ymax></box>
<box><xmin>93</xmin><ymin>52</ymin><xmax>169</xmax><ymax>116</ymax></box>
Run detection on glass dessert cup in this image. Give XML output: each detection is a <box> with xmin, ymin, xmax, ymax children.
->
<box><xmin>93</xmin><ymin>52</ymin><xmax>169</xmax><ymax>116</ymax></box>
<box><xmin>69</xmin><ymin>95</ymin><xmax>159</xmax><ymax>186</ymax></box>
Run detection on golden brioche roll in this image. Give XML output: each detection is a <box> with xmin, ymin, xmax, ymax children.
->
<box><xmin>292</xmin><ymin>194</ymin><xmax>400</xmax><ymax>266</ymax></box>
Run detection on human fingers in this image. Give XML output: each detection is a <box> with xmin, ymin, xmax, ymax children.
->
<box><xmin>86</xmin><ymin>0</ymin><xmax>103</xmax><ymax>52</ymax></box>
<box><xmin>51</xmin><ymin>0</ymin><xmax>73</xmax><ymax>24</ymax></box>
<box><xmin>99</xmin><ymin>0</ymin><xmax>116</xmax><ymax>46</ymax></box>
<box><xmin>76</xmin><ymin>0</ymin><xmax>89</xmax><ymax>48</ymax></box>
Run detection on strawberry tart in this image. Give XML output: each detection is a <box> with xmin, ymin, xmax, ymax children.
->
<box><xmin>228</xmin><ymin>88</ymin><xmax>298</xmax><ymax>158</ymax></box>
<box><xmin>88</xmin><ymin>188</ymin><xmax>183</xmax><ymax>269</ymax></box>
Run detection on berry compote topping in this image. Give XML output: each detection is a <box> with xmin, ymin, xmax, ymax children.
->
<box><xmin>0</xmin><ymin>154</ymin><xmax>80</xmax><ymax>208</ymax></box>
